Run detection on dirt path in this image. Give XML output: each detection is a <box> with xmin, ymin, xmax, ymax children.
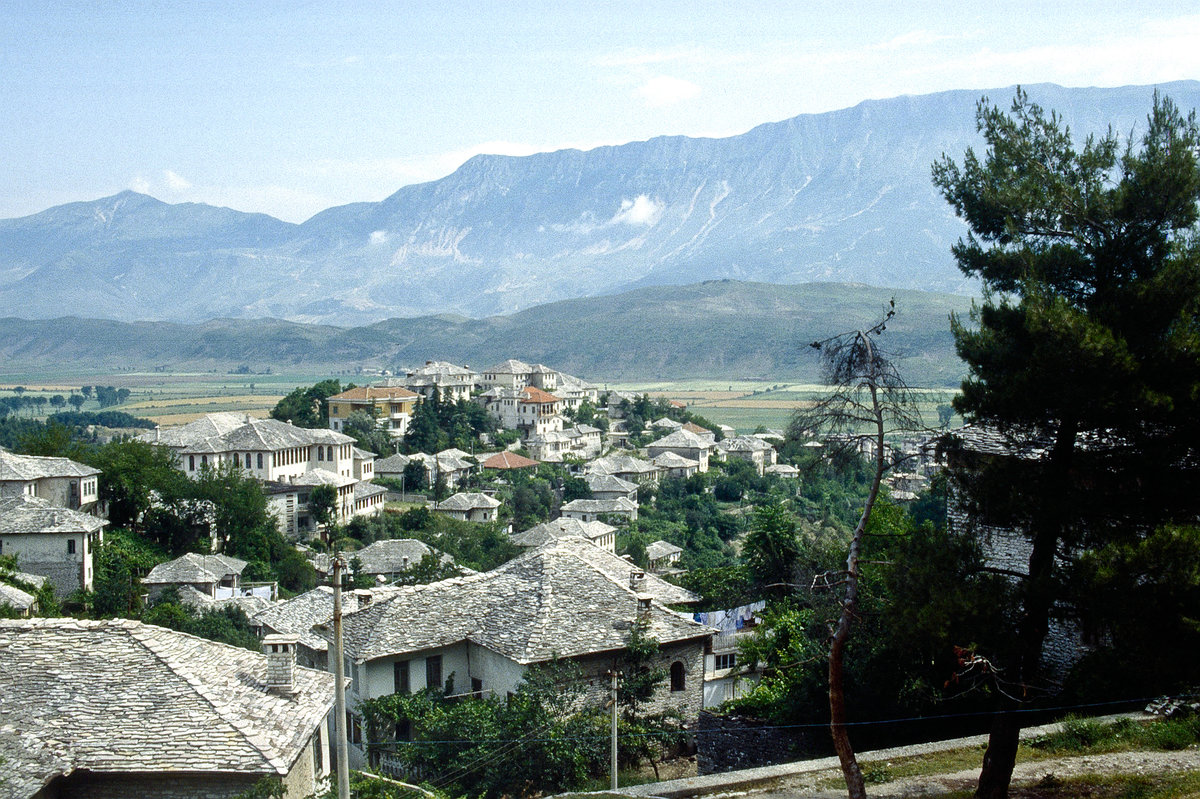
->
<box><xmin>750</xmin><ymin>748</ymin><xmax>1200</xmax><ymax>798</ymax></box>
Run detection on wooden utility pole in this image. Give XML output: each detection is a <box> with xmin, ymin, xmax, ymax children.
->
<box><xmin>332</xmin><ymin>554</ymin><xmax>351</xmax><ymax>799</ymax></box>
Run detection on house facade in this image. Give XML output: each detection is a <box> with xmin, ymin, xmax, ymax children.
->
<box><xmin>0</xmin><ymin>448</ymin><xmax>100</xmax><ymax>513</ymax></box>
<box><xmin>647</xmin><ymin>429</ymin><xmax>716</xmax><ymax>473</ymax></box>
<box><xmin>401</xmin><ymin>361</ymin><xmax>477</xmax><ymax>403</ymax></box>
<box><xmin>328</xmin><ymin>538</ymin><xmax>709</xmax><ymax>772</ymax></box>
<box><xmin>433</xmin><ymin>492</ymin><xmax>502</xmax><ymax>523</ymax></box>
<box><xmin>327</xmin><ymin>385</ymin><xmax>420</xmax><ymax>439</ymax></box>
<box><xmin>0</xmin><ymin>496</ymin><xmax>106</xmax><ymax>595</ymax></box>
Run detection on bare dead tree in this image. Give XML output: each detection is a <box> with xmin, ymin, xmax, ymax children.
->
<box><xmin>795</xmin><ymin>301</ymin><xmax>923</xmax><ymax>799</ymax></box>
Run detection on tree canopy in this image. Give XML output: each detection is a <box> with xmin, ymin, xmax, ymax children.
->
<box><xmin>933</xmin><ymin>89</ymin><xmax>1200</xmax><ymax>798</ymax></box>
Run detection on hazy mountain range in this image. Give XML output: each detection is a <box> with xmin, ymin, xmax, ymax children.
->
<box><xmin>0</xmin><ymin>281</ymin><xmax>971</xmax><ymax>385</ymax></box>
<box><xmin>3</xmin><ymin>81</ymin><xmax>1197</xmax><ymax>326</ymax></box>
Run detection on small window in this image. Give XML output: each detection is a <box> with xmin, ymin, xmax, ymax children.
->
<box><xmin>472</xmin><ymin>678</ymin><xmax>483</xmax><ymax>698</ymax></box>
<box><xmin>189</xmin><ymin>455</ymin><xmax>195</xmax><ymax>471</ymax></box>
<box><xmin>714</xmin><ymin>653</ymin><xmax>736</xmax><ymax>671</ymax></box>
<box><xmin>257</xmin><ymin>453</ymin><xmax>263</xmax><ymax>469</ymax></box>
<box><xmin>347</xmin><ymin>712</ymin><xmax>363</xmax><ymax>745</ymax></box>
<box><xmin>394</xmin><ymin>660</ymin><xmax>410</xmax><ymax>694</ymax></box>
<box><xmin>318</xmin><ymin>447</ymin><xmax>324</xmax><ymax>461</ymax></box>
<box><xmin>67</xmin><ymin>539</ymin><xmax>77</xmax><ymax>555</ymax></box>
<box><xmin>670</xmin><ymin>661</ymin><xmax>686</xmax><ymax>692</ymax></box>
<box><xmin>425</xmin><ymin>655</ymin><xmax>443</xmax><ymax>690</ymax></box>
<box><xmin>245</xmin><ymin>453</ymin><xmax>251</xmax><ymax>468</ymax></box>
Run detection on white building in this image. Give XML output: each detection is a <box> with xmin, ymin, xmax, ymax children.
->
<box><xmin>0</xmin><ymin>448</ymin><xmax>100</xmax><ymax>513</ymax></box>
<box><xmin>0</xmin><ymin>496</ymin><xmax>106</xmax><ymax>595</ymax></box>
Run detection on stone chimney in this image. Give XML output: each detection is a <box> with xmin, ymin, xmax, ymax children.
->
<box><xmin>263</xmin><ymin>634</ymin><xmax>298</xmax><ymax>696</ymax></box>
<box><xmin>636</xmin><ymin>593</ymin><xmax>653</xmax><ymax>620</ymax></box>
<box><xmin>629</xmin><ymin>569</ymin><xmax>646</xmax><ymax>592</ymax></box>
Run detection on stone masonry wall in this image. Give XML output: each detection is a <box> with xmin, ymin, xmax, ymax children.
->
<box><xmin>695</xmin><ymin>711</ymin><xmax>819</xmax><ymax>775</ymax></box>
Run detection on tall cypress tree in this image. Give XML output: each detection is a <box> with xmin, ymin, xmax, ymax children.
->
<box><xmin>933</xmin><ymin>90</ymin><xmax>1200</xmax><ymax>798</ymax></box>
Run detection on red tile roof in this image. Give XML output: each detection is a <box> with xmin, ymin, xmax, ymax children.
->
<box><xmin>520</xmin><ymin>387</ymin><xmax>561</xmax><ymax>404</ymax></box>
<box><xmin>329</xmin><ymin>386</ymin><xmax>420</xmax><ymax>402</ymax></box>
<box><xmin>481</xmin><ymin>451</ymin><xmax>540</xmax><ymax>470</ymax></box>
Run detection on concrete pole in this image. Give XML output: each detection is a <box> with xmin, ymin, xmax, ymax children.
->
<box><xmin>333</xmin><ymin>555</ymin><xmax>351</xmax><ymax>799</ymax></box>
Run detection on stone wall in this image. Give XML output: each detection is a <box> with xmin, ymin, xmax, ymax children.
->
<box><xmin>695</xmin><ymin>710</ymin><xmax>818</xmax><ymax>775</ymax></box>
<box><xmin>37</xmin><ymin>771</ymin><xmax>259</xmax><ymax>799</ymax></box>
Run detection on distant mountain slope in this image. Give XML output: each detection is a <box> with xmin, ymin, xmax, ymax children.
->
<box><xmin>0</xmin><ymin>281</ymin><xmax>971</xmax><ymax>385</ymax></box>
<box><xmin>3</xmin><ymin>82</ymin><xmax>1196</xmax><ymax>324</ymax></box>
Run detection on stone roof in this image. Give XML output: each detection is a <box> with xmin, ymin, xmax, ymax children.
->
<box><xmin>0</xmin><ymin>582</ymin><xmax>35</xmax><ymax>612</ymax></box>
<box><xmin>483</xmin><ymin>359</ymin><xmax>532</xmax><ymax>375</ymax></box>
<box><xmin>586</xmin><ymin>454</ymin><xmax>658</xmax><ymax>477</ymax></box>
<box><xmin>288</xmin><ymin>468</ymin><xmax>356</xmax><ymax>488</ymax></box>
<box><xmin>138</xmin><ymin>413</ymin><xmax>353</xmax><ymax>453</ymax></box>
<box><xmin>717</xmin><ymin>435</ymin><xmax>775</xmax><ymax>453</ymax></box>
<box><xmin>176</xmin><ymin>585</ymin><xmax>273</xmax><ymax>615</ymax></box>
<box><xmin>651</xmin><ymin>451</ymin><xmax>700</xmax><ymax>469</ymax></box>
<box><xmin>584</xmin><ymin>473</ymin><xmax>638</xmax><ymax>494</ymax></box>
<box><xmin>481</xmin><ymin>451</ymin><xmax>540</xmax><ymax>470</ymax></box>
<box><xmin>144</xmin><ymin>553</ymin><xmax>248</xmax><ymax>586</ymax></box>
<box><xmin>557</xmin><ymin>373</ymin><xmax>594</xmax><ymax>391</ymax></box>
<box><xmin>329</xmin><ymin>385</ymin><xmax>419</xmax><ymax>402</ymax></box>
<box><xmin>648</xmin><ymin>429</ymin><xmax>714</xmax><ymax>450</ymax></box>
<box><xmin>0</xmin><ymin>618</ymin><xmax>336</xmax><ymax>796</ymax></box>
<box><xmin>561</xmin><ymin>497</ymin><xmax>638</xmax><ymax>514</ymax></box>
<box><xmin>254</xmin><ymin>586</ymin><xmax>361</xmax><ymax>653</ymax></box>
<box><xmin>765</xmin><ymin>463</ymin><xmax>800</xmax><ymax>476</ymax></box>
<box><xmin>353</xmin><ymin>447</ymin><xmax>375</xmax><ymax>460</ymax></box>
<box><xmin>334</xmin><ymin>538</ymin><xmax>705</xmax><ymax>665</ymax></box>
<box><xmin>374</xmin><ymin>454</ymin><xmax>412</xmax><ymax>474</ymax></box>
<box><xmin>510</xmin><ymin>518</ymin><xmax>616</xmax><ymax>548</ymax></box>
<box><xmin>646</xmin><ymin>540</ymin><xmax>683</xmax><ymax>561</ymax></box>
<box><xmin>0</xmin><ymin>495</ymin><xmax>108</xmax><ymax>536</ymax></box>
<box><xmin>405</xmin><ymin>361</ymin><xmax>476</xmax><ymax>380</ymax></box>
<box><xmin>651</xmin><ymin>418</ymin><xmax>683</xmax><ymax>430</ymax></box>
<box><xmin>0</xmin><ymin>448</ymin><xmax>100</xmax><ymax>482</ymax></box>
<box><xmin>437</xmin><ymin>492</ymin><xmax>502</xmax><ymax>511</ymax></box>
<box><xmin>353</xmin><ymin>481</ymin><xmax>388</xmax><ymax>501</ymax></box>
<box><xmin>347</xmin><ymin>539</ymin><xmax>451</xmax><ymax>575</ymax></box>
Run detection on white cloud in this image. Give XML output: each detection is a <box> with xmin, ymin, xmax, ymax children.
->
<box><xmin>128</xmin><ymin>175</ymin><xmax>151</xmax><ymax>194</ymax></box>
<box><xmin>609</xmin><ymin>195</ymin><xmax>663</xmax><ymax>227</ymax></box>
<box><xmin>164</xmin><ymin>170</ymin><xmax>192</xmax><ymax>191</ymax></box>
<box><xmin>635</xmin><ymin>75</ymin><xmax>701</xmax><ymax>108</ymax></box>
<box><xmin>369</xmin><ymin>230</ymin><xmax>389</xmax><ymax>245</ymax></box>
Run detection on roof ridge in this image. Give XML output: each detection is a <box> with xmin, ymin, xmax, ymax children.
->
<box><xmin>125</xmin><ymin>621</ymin><xmax>289</xmax><ymax>774</ymax></box>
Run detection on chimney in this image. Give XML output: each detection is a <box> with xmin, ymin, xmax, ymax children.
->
<box><xmin>636</xmin><ymin>593</ymin><xmax>653</xmax><ymax>619</ymax></box>
<box><xmin>263</xmin><ymin>634</ymin><xmax>298</xmax><ymax>696</ymax></box>
<box><xmin>402</xmin><ymin>555</ymin><xmax>409</xmax><ymax>569</ymax></box>
<box><xmin>629</xmin><ymin>569</ymin><xmax>646</xmax><ymax>592</ymax></box>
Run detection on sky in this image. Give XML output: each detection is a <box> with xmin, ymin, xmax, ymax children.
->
<box><xmin>2</xmin><ymin>1</ymin><xmax>1199</xmax><ymax>223</ymax></box>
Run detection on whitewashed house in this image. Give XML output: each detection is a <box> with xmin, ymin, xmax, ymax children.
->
<box><xmin>0</xmin><ymin>448</ymin><xmax>100</xmax><ymax>513</ymax></box>
<box><xmin>0</xmin><ymin>496</ymin><xmax>106</xmax><ymax>595</ymax></box>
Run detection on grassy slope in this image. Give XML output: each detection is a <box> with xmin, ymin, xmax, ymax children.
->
<box><xmin>0</xmin><ymin>280</ymin><xmax>972</xmax><ymax>386</ymax></box>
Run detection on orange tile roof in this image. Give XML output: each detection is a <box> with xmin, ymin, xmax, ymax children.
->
<box><xmin>329</xmin><ymin>386</ymin><xmax>420</xmax><ymax>402</ymax></box>
<box><xmin>520</xmin><ymin>386</ymin><xmax>561</xmax><ymax>404</ymax></box>
<box><xmin>481</xmin><ymin>451</ymin><xmax>540</xmax><ymax>470</ymax></box>
<box><xmin>682</xmin><ymin>422</ymin><xmax>710</xmax><ymax>434</ymax></box>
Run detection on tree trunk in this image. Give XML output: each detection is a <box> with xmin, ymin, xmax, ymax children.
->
<box><xmin>974</xmin><ymin>419</ymin><xmax>1075</xmax><ymax>798</ymax></box>
<box><xmin>829</xmin><ymin>628</ymin><xmax>866</xmax><ymax>799</ymax></box>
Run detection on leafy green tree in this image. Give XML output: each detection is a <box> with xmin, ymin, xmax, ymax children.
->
<box><xmin>88</xmin><ymin>439</ymin><xmax>189</xmax><ymax>531</ymax></box>
<box><xmin>68</xmin><ymin>394</ymin><xmax>85</xmax><ymax>411</ymax></box>
<box><xmin>91</xmin><ymin>529</ymin><xmax>165</xmax><ymax>617</ymax></box>
<box><xmin>307</xmin><ymin>483</ymin><xmax>339</xmax><ymax>542</ymax></box>
<box><xmin>16</xmin><ymin>420</ymin><xmax>87</xmax><ymax>459</ymax></box>
<box><xmin>269</xmin><ymin>379</ymin><xmax>342</xmax><ymax>428</ymax></box>
<box><xmin>932</xmin><ymin>89</ymin><xmax>1200</xmax><ymax>798</ymax></box>
<box><xmin>742</xmin><ymin>502</ymin><xmax>802</xmax><ymax>593</ymax></box>
<box><xmin>193</xmin><ymin>463</ymin><xmax>278</xmax><ymax>567</ymax></box>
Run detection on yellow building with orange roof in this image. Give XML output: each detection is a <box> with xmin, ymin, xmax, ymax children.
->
<box><xmin>327</xmin><ymin>385</ymin><xmax>420</xmax><ymax>439</ymax></box>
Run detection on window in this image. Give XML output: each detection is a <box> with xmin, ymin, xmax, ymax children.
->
<box><xmin>67</xmin><ymin>539</ymin><xmax>76</xmax><ymax>555</ymax></box>
<box><xmin>425</xmin><ymin>655</ymin><xmax>442</xmax><ymax>690</ymax></box>
<box><xmin>201</xmin><ymin>455</ymin><xmax>207</xmax><ymax>467</ymax></box>
<box><xmin>328</xmin><ymin>445</ymin><xmax>334</xmax><ymax>461</ymax></box>
<box><xmin>472</xmin><ymin>678</ymin><xmax>483</xmax><ymax>698</ymax></box>
<box><xmin>257</xmin><ymin>452</ymin><xmax>263</xmax><ymax>469</ymax></box>
<box><xmin>317</xmin><ymin>447</ymin><xmax>324</xmax><ymax>461</ymax></box>
<box><xmin>670</xmin><ymin>661</ymin><xmax>686</xmax><ymax>692</ymax></box>
<box><xmin>347</xmin><ymin>712</ymin><xmax>363</xmax><ymax>745</ymax></box>
<box><xmin>245</xmin><ymin>453</ymin><xmax>251</xmax><ymax>468</ymax></box>
<box><xmin>714</xmin><ymin>653</ymin><xmax>736</xmax><ymax>671</ymax></box>
<box><xmin>189</xmin><ymin>455</ymin><xmax>195</xmax><ymax>471</ymax></box>
<box><xmin>394</xmin><ymin>660</ymin><xmax>410</xmax><ymax>694</ymax></box>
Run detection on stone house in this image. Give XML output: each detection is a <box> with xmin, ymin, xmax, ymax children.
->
<box><xmin>716</xmin><ymin>435</ymin><xmax>778</xmax><ymax>476</ymax></box>
<box><xmin>0</xmin><ymin>448</ymin><xmax>101</xmax><ymax>513</ymax></box>
<box><xmin>0</xmin><ymin>496</ymin><xmax>106</xmax><ymax>595</ymax></box>
<box><xmin>253</xmin><ymin>586</ymin><xmax>363</xmax><ymax>670</ymax></box>
<box><xmin>560</xmin><ymin>496</ymin><xmax>639</xmax><ymax>523</ymax></box>
<box><xmin>651</xmin><ymin>451</ymin><xmax>700</xmax><ymax>480</ymax></box>
<box><xmin>646</xmin><ymin>429</ymin><xmax>716</xmax><ymax>473</ymax></box>
<box><xmin>142</xmin><ymin>552</ymin><xmax>248</xmax><ymax>601</ymax></box>
<box><xmin>0</xmin><ymin>618</ymin><xmax>337</xmax><ymax>799</ymax></box>
<box><xmin>327</xmin><ymin>385</ymin><xmax>420</xmax><ymax>439</ymax></box>
<box><xmin>526</xmin><ymin>424</ymin><xmax>602</xmax><ymax>462</ymax></box>
<box><xmin>433</xmin><ymin>492</ymin><xmax>502</xmax><ymax>523</ymax></box>
<box><xmin>310</xmin><ymin>539</ymin><xmax>453</xmax><ymax>585</ymax></box>
<box><xmin>401</xmin><ymin>361</ymin><xmax>477</xmax><ymax>403</ymax></box>
<box><xmin>584</xmin><ymin>472</ymin><xmax>638</xmax><ymax>502</ymax></box>
<box><xmin>326</xmin><ymin>538</ymin><xmax>710</xmax><ymax>772</ymax></box>
<box><xmin>585</xmin><ymin>454</ymin><xmax>660</xmax><ymax>485</ymax></box>
<box><xmin>478</xmin><ymin>385</ymin><xmax>565</xmax><ymax>440</ymax></box>
<box><xmin>645</xmin><ymin>540</ymin><xmax>683</xmax><ymax>572</ymax></box>
<box><xmin>510</xmin><ymin>517</ymin><xmax>617</xmax><ymax>552</ymax></box>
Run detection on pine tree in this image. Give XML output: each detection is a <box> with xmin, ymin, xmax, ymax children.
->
<box><xmin>933</xmin><ymin>89</ymin><xmax>1200</xmax><ymax>798</ymax></box>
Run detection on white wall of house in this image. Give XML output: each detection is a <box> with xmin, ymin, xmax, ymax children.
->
<box><xmin>0</xmin><ymin>529</ymin><xmax>100</xmax><ymax>595</ymax></box>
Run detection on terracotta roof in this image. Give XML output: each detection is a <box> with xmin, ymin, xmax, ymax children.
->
<box><xmin>328</xmin><ymin>385</ymin><xmax>419</xmax><ymax>402</ymax></box>
<box><xmin>481</xmin><ymin>451</ymin><xmax>540</xmax><ymax>470</ymax></box>
<box><xmin>682</xmin><ymin>422</ymin><xmax>712</xmax><ymax>435</ymax></box>
<box><xmin>0</xmin><ymin>618</ymin><xmax>336</xmax><ymax>796</ymax></box>
<box><xmin>520</xmin><ymin>386</ymin><xmax>561</xmax><ymax>404</ymax></box>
